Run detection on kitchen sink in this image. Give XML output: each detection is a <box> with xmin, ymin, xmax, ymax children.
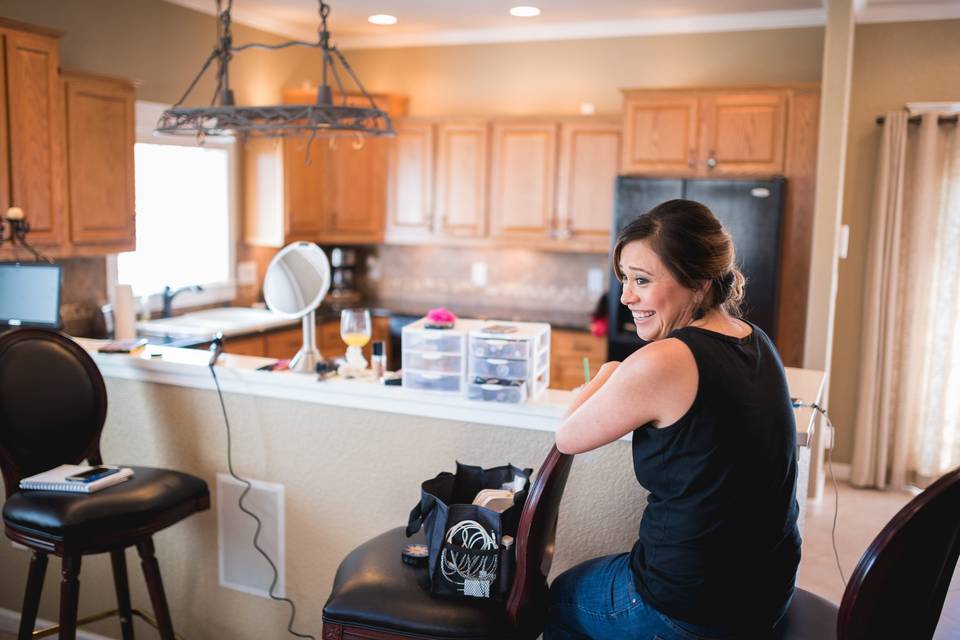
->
<box><xmin>137</xmin><ymin>307</ymin><xmax>295</xmax><ymax>338</ymax></box>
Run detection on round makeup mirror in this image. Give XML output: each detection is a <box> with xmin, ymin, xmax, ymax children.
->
<box><xmin>263</xmin><ymin>242</ymin><xmax>331</xmax><ymax>373</ymax></box>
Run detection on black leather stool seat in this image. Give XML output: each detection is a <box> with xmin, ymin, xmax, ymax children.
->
<box><xmin>774</xmin><ymin>587</ymin><xmax>839</xmax><ymax>640</ymax></box>
<box><xmin>3</xmin><ymin>466</ymin><xmax>208</xmax><ymax>547</ymax></box>
<box><xmin>323</xmin><ymin>526</ymin><xmax>512</xmax><ymax>640</ymax></box>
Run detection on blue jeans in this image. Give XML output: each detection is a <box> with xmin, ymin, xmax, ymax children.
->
<box><xmin>544</xmin><ymin>554</ymin><xmax>741</xmax><ymax>640</ymax></box>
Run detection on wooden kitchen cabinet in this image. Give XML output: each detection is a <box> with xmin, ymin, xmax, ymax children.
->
<box><xmin>550</xmin><ymin>329</ymin><xmax>607</xmax><ymax>391</ymax></box>
<box><xmin>0</xmin><ymin>20</ymin><xmax>67</xmax><ymax>258</ymax></box>
<box><xmin>699</xmin><ymin>92</ymin><xmax>787</xmax><ymax>176</ymax></box>
<box><xmin>489</xmin><ymin>120</ymin><xmax>558</xmax><ymax>242</ymax></box>
<box><xmin>61</xmin><ymin>71</ymin><xmax>136</xmax><ymax>254</ymax></box>
<box><xmin>621</xmin><ymin>93</ymin><xmax>699</xmax><ymax>175</ymax></box>
<box><xmin>556</xmin><ymin>120</ymin><xmax>621</xmax><ymax>251</ymax></box>
<box><xmin>245</xmin><ymin>90</ymin><xmax>405</xmax><ymax>247</ymax></box>
<box><xmin>385</xmin><ymin>119</ymin><xmax>488</xmax><ymax>244</ymax></box>
<box><xmin>386</xmin><ymin>120</ymin><xmax>434</xmax><ymax>242</ymax></box>
<box><xmin>435</xmin><ymin>122</ymin><xmax>488</xmax><ymax>239</ymax></box>
<box><xmin>621</xmin><ymin>88</ymin><xmax>788</xmax><ymax>177</ymax></box>
<box><xmin>225</xmin><ymin>334</ymin><xmax>269</xmax><ymax>357</ymax></box>
<box><xmin>490</xmin><ymin>118</ymin><xmax>620</xmax><ymax>251</ymax></box>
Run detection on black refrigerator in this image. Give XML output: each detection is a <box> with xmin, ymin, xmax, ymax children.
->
<box><xmin>607</xmin><ymin>176</ymin><xmax>785</xmax><ymax>361</ymax></box>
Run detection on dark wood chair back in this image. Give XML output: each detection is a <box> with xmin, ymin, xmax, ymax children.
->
<box><xmin>505</xmin><ymin>445</ymin><xmax>574</xmax><ymax>635</ymax></box>
<box><xmin>0</xmin><ymin>328</ymin><xmax>107</xmax><ymax>497</ymax></box>
<box><xmin>839</xmin><ymin>465</ymin><xmax>960</xmax><ymax>639</ymax></box>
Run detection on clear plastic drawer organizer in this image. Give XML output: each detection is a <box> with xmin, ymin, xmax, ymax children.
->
<box><xmin>402</xmin><ymin>317</ymin><xmax>550</xmax><ymax>404</ymax></box>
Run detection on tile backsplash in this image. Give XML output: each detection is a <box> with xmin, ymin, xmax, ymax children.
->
<box><xmin>369</xmin><ymin>245</ymin><xmax>611</xmax><ymax>320</ymax></box>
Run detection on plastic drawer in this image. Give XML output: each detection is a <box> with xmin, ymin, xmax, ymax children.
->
<box><xmin>402</xmin><ymin>350</ymin><xmax>462</xmax><ymax>374</ymax></box>
<box><xmin>402</xmin><ymin>330</ymin><xmax>463</xmax><ymax>353</ymax></box>
<box><xmin>402</xmin><ymin>370</ymin><xmax>462</xmax><ymax>392</ymax></box>
<box><xmin>471</xmin><ymin>357</ymin><xmax>530</xmax><ymax>380</ymax></box>
<box><xmin>470</xmin><ymin>337</ymin><xmax>532</xmax><ymax>360</ymax></box>
<box><xmin>468</xmin><ymin>382</ymin><xmax>527</xmax><ymax>403</ymax></box>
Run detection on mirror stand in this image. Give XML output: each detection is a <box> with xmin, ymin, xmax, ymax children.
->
<box><xmin>289</xmin><ymin>310</ymin><xmax>322</xmax><ymax>374</ymax></box>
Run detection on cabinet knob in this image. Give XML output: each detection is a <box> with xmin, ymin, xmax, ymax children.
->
<box><xmin>706</xmin><ymin>154</ymin><xmax>717</xmax><ymax>169</ymax></box>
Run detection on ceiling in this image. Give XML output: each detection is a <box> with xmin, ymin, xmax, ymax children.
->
<box><xmin>162</xmin><ymin>0</ymin><xmax>960</xmax><ymax>48</ymax></box>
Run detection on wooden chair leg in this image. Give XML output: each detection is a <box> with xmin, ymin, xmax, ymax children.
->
<box><xmin>136</xmin><ymin>538</ymin><xmax>175</xmax><ymax>640</ymax></box>
<box><xmin>17</xmin><ymin>550</ymin><xmax>47</xmax><ymax>640</ymax></box>
<box><xmin>110</xmin><ymin>549</ymin><xmax>135</xmax><ymax>640</ymax></box>
<box><xmin>59</xmin><ymin>554</ymin><xmax>82</xmax><ymax>640</ymax></box>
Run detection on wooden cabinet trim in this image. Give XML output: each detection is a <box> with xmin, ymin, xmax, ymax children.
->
<box><xmin>556</xmin><ymin>120</ymin><xmax>620</xmax><ymax>249</ymax></box>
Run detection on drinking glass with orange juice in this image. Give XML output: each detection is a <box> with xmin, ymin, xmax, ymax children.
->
<box><xmin>340</xmin><ymin>308</ymin><xmax>371</xmax><ymax>370</ymax></box>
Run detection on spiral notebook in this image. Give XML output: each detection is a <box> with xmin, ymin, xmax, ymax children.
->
<box><xmin>19</xmin><ymin>465</ymin><xmax>134</xmax><ymax>494</ymax></box>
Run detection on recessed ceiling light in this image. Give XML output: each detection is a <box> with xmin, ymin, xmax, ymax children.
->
<box><xmin>510</xmin><ymin>6</ymin><xmax>541</xmax><ymax>18</ymax></box>
<box><xmin>368</xmin><ymin>14</ymin><xmax>398</xmax><ymax>25</ymax></box>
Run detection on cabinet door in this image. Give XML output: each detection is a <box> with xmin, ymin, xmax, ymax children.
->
<box><xmin>62</xmin><ymin>72</ymin><xmax>135</xmax><ymax>251</ymax></box>
<box><xmin>324</xmin><ymin>135</ymin><xmax>387</xmax><ymax>243</ymax></box>
<box><xmin>489</xmin><ymin>121</ymin><xmax>557</xmax><ymax>240</ymax></box>
<box><xmin>699</xmin><ymin>93</ymin><xmax>787</xmax><ymax>176</ymax></box>
<box><xmin>386</xmin><ymin>121</ymin><xmax>434</xmax><ymax>242</ymax></box>
<box><xmin>264</xmin><ymin>327</ymin><xmax>303</xmax><ymax>360</ymax></box>
<box><xmin>319</xmin><ymin>319</ymin><xmax>344</xmax><ymax>360</ymax></box>
<box><xmin>435</xmin><ymin>122</ymin><xmax>487</xmax><ymax>238</ymax></box>
<box><xmin>225</xmin><ymin>334</ymin><xmax>266</xmax><ymax>357</ymax></box>
<box><xmin>283</xmin><ymin>137</ymin><xmax>329</xmax><ymax>239</ymax></box>
<box><xmin>621</xmin><ymin>93</ymin><xmax>698</xmax><ymax>175</ymax></box>
<box><xmin>556</xmin><ymin>120</ymin><xmax>620</xmax><ymax>251</ymax></box>
<box><xmin>4</xmin><ymin>29</ymin><xmax>66</xmax><ymax>248</ymax></box>
<box><xmin>550</xmin><ymin>330</ymin><xmax>607</xmax><ymax>390</ymax></box>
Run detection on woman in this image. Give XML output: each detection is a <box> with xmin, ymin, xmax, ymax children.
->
<box><xmin>546</xmin><ymin>199</ymin><xmax>800</xmax><ymax>640</ymax></box>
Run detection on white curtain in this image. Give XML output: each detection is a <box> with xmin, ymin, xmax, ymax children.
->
<box><xmin>851</xmin><ymin>111</ymin><xmax>960</xmax><ymax>489</ymax></box>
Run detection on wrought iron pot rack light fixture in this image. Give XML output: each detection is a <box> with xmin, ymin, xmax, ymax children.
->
<box><xmin>155</xmin><ymin>0</ymin><xmax>394</xmax><ymax>140</ymax></box>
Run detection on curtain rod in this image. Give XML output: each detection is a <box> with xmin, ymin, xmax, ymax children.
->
<box><xmin>875</xmin><ymin>114</ymin><xmax>959</xmax><ymax>125</ymax></box>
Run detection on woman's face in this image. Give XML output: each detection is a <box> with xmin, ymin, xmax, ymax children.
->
<box><xmin>618</xmin><ymin>239</ymin><xmax>701</xmax><ymax>342</ymax></box>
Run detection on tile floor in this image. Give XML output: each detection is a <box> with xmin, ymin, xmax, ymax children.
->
<box><xmin>0</xmin><ymin>481</ymin><xmax>953</xmax><ymax>640</ymax></box>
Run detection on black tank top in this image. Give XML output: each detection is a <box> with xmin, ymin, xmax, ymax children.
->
<box><xmin>629</xmin><ymin>322</ymin><xmax>801</xmax><ymax>630</ymax></box>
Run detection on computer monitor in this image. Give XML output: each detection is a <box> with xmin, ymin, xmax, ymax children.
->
<box><xmin>0</xmin><ymin>262</ymin><xmax>62</xmax><ymax>329</ymax></box>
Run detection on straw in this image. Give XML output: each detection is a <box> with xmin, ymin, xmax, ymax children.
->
<box><xmin>583</xmin><ymin>357</ymin><xmax>590</xmax><ymax>384</ymax></box>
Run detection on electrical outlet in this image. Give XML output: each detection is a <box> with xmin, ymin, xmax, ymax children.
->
<box><xmin>587</xmin><ymin>268</ymin><xmax>605</xmax><ymax>295</ymax></box>
<box><xmin>236</xmin><ymin>261</ymin><xmax>258</xmax><ymax>287</ymax></box>
<box><xmin>471</xmin><ymin>261</ymin><xmax>488</xmax><ymax>287</ymax></box>
<box><xmin>824</xmin><ymin>423</ymin><xmax>836</xmax><ymax>449</ymax></box>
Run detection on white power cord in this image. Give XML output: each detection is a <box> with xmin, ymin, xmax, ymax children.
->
<box><xmin>794</xmin><ymin>399</ymin><xmax>846</xmax><ymax>588</ymax></box>
<box><xmin>440</xmin><ymin>520</ymin><xmax>499</xmax><ymax>598</ymax></box>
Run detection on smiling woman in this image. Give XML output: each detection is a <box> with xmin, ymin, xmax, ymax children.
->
<box><xmin>548</xmin><ymin>199</ymin><xmax>800</xmax><ymax>639</ymax></box>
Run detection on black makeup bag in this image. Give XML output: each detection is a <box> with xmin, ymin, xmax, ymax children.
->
<box><xmin>406</xmin><ymin>461</ymin><xmax>531</xmax><ymax>599</ymax></box>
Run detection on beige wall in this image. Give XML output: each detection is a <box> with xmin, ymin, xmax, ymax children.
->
<box><xmin>332</xmin><ymin>28</ymin><xmax>824</xmax><ymax>116</ymax></box>
<box><xmin>0</xmin><ymin>378</ymin><xmax>644</xmax><ymax>638</ymax></box>
<box><xmin>1</xmin><ymin>0</ymin><xmax>315</xmax><ymax>105</ymax></box>
<box><xmin>831</xmin><ymin>19</ymin><xmax>960</xmax><ymax>464</ymax></box>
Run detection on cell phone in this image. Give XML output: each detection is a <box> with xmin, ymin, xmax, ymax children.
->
<box><xmin>65</xmin><ymin>466</ymin><xmax>119</xmax><ymax>483</ymax></box>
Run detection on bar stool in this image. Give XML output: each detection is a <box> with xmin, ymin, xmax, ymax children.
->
<box><xmin>0</xmin><ymin>328</ymin><xmax>210</xmax><ymax>640</ymax></box>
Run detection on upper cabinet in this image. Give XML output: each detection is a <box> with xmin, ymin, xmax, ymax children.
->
<box><xmin>0</xmin><ymin>19</ymin><xmax>137</xmax><ymax>261</ymax></box>
<box><xmin>489</xmin><ymin>117</ymin><xmax>620</xmax><ymax>252</ymax></box>
<box><xmin>245</xmin><ymin>90</ymin><xmax>406</xmax><ymax>247</ymax></box>
<box><xmin>0</xmin><ymin>21</ymin><xmax>67</xmax><ymax>256</ymax></box>
<box><xmin>385</xmin><ymin>119</ymin><xmax>488</xmax><ymax>244</ymax></box>
<box><xmin>489</xmin><ymin>120</ymin><xmax>558</xmax><ymax>242</ymax></box>
<box><xmin>621</xmin><ymin>88</ymin><xmax>788</xmax><ymax>177</ymax></box>
<box><xmin>556</xmin><ymin>120</ymin><xmax>621</xmax><ymax>249</ymax></box>
<box><xmin>62</xmin><ymin>71</ymin><xmax>136</xmax><ymax>254</ymax></box>
<box><xmin>621</xmin><ymin>94</ymin><xmax>699</xmax><ymax>175</ymax></box>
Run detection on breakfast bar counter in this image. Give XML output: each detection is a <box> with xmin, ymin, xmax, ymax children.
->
<box><xmin>0</xmin><ymin>341</ymin><xmax>820</xmax><ymax>640</ymax></box>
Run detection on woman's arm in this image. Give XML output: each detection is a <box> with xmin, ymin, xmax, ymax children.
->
<box><xmin>555</xmin><ymin>338</ymin><xmax>697</xmax><ymax>454</ymax></box>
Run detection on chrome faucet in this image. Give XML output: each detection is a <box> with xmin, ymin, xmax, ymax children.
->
<box><xmin>161</xmin><ymin>285</ymin><xmax>203</xmax><ymax>318</ymax></box>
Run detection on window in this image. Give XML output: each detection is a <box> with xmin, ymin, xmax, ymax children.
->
<box><xmin>109</xmin><ymin>101</ymin><xmax>238</xmax><ymax>312</ymax></box>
